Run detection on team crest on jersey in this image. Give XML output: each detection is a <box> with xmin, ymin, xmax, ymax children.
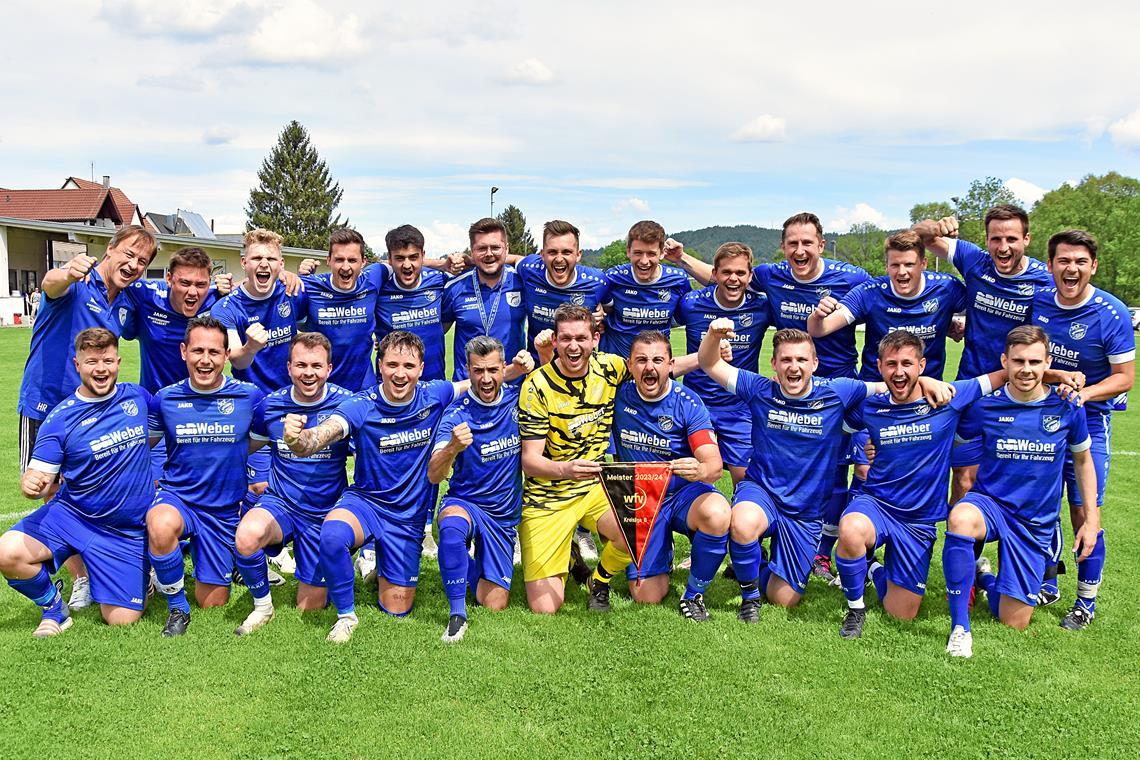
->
<box><xmin>922</xmin><ymin>298</ymin><xmax>939</xmax><ymax>314</ymax></box>
<box><xmin>1068</xmin><ymin>322</ymin><xmax>1088</xmax><ymax>341</ymax></box>
<box><xmin>657</xmin><ymin>289</ymin><xmax>671</xmax><ymax>302</ymax></box>
<box><xmin>511</xmin><ymin>407</ymin><xmax>519</xmax><ymax>421</ymax></box>
<box><xmin>317</xmin><ymin>413</ymin><xmax>330</xmax><ymax>423</ymax></box>
<box><xmin>507</xmin><ymin>292</ymin><xmax>521</xmax><ymax>307</ymax></box>
<box><xmin>808</xmin><ymin>399</ymin><xmax>825</xmax><ymax>410</ymax></box>
<box><xmin>738</xmin><ymin>313</ymin><xmax>753</xmax><ymax>327</ymax></box>
<box><xmin>118</xmin><ymin>307</ymin><xmax>129</xmax><ymax>325</ymax></box>
<box><xmin>418</xmin><ymin>408</ymin><xmax>432</xmax><ymax>420</ymax></box>
<box><xmin>425</xmin><ymin>291</ymin><xmax>437</xmax><ymax>302</ymax></box>
<box><xmin>1041</xmin><ymin>414</ymin><xmax>1061</xmax><ymax>433</ymax></box>
<box><xmin>1017</xmin><ymin>283</ymin><xmax>1035</xmax><ymax>296</ymax></box>
<box><xmin>571</xmin><ymin>294</ymin><xmax>585</xmax><ymax>306</ymax></box>
<box><xmin>658</xmin><ymin>415</ymin><xmax>674</xmax><ymax>432</ymax></box>
<box><xmin>217</xmin><ymin>398</ymin><xmax>235</xmax><ymax>416</ymax></box>
<box><xmin>816</xmin><ymin>287</ymin><xmax>831</xmax><ymax>299</ymax></box>
<box><xmin>120</xmin><ymin>400</ymin><xmax>138</xmax><ymax>416</ymax></box>
<box><xmin>277</xmin><ymin>301</ymin><xmax>292</xmax><ymax>318</ymax></box>
<box><xmin>913</xmin><ymin>403</ymin><xmax>931</xmax><ymax>416</ymax></box>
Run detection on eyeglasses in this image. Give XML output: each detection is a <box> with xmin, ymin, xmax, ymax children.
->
<box><xmin>473</xmin><ymin>245</ymin><xmax>505</xmax><ymax>255</ymax></box>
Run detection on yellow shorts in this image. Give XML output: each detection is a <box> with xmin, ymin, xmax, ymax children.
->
<box><xmin>519</xmin><ymin>482</ymin><xmax>618</xmax><ymax>582</ymax></box>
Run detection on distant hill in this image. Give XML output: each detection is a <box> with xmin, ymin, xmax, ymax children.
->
<box><xmin>582</xmin><ymin>224</ymin><xmax>793</xmax><ymax>265</ymax></box>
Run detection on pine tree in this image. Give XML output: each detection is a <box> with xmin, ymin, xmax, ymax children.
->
<box><xmin>496</xmin><ymin>204</ymin><xmax>537</xmax><ymax>256</ymax></box>
<box><xmin>246</xmin><ymin>120</ymin><xmax>346</xmax><ymax>249</ymax></box>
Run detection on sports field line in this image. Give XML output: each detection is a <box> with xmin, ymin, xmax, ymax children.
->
<box><xmin>1115</xmin><ymin>450</ymin><xmax>1139</xmax><ymax>456</ymax></box>
<box><xmin>0</xmin><ymin>509</ymin><xmax>32</xmax><ymax>522</ymax></box>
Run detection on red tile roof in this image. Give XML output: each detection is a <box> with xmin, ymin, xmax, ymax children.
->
<box><xmin>64</xmin><ymin>177</ymin><xmax>141</xmax><ymax>225</ymax></box>
<box><xmin>0</xmin><ymin>189</ymin><xmax>122</xmax><ymax>223</ymax></box>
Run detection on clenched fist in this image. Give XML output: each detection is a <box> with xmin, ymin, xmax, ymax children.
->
<box><xmin>66</xmin><ymin>254</ymin><xmax>98</xmax><ymax>283</ymax></box>
<box><xmin>20</xmin><ymin>469</ymin><xmax>52</xmax><ymax>499</ymax></box>
<box><xmin>298</xmin><ymin>258</ymin><xmax>321</xmax><ymax>276</ymax></box>
<box><xmin>512</xmin><ymin>350</ymin><xmax>535</xmax><ymax>375</ymax></box>
<box><xmin>449</xmin><ymin>422</ymin><xmax>473</xmax><ymax>451</ymax></box>
<box><xmin>813</xmin><ymin>295</ymin><xmax>840</xmax><ymax>318</ymax></box>
<box><xmin>213</xmin><ymin>272</ymin><xmax>234</xmax><ymax>296</ymax></box>
<box><xmin>663</xmin><ymin>237</ymin><xmax>685</xmax><ymax>263</ymax></box>
<box><xmin>707</xmin><ymin>317</ymin><xmax>735</xmax><ymax>340</ymax></box>
<box><xmin>282</xmin><ymin>413</ymin><xmax>307</xmax><ymax>445</ymax></box>
<box><xmin>246</xmin><ymin>323</ymin><xmax>270</xmax><ymax>351</ymax></box>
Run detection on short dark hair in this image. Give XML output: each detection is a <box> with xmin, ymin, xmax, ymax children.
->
<box><xmin>771</xmin><ymin>327</ymin><xmax>815</xmax><ymax>356</ymax></box>
<box><xmin>885</xmin><ymin>230</ymin><xmax>925</xmax><ymax>259</ymax></box>
<box><xmin>385</xmin><ymin>225</ymin><xmax>425</xmax><ymax>254</ymax></box>
<box><xmin>543</xmin><ymin>220</ymin><xmax>580</xmax><ymax>247</ymax></box>
<box><xmin>878</xmin><ymin>329</ymin><xmax>925</xmax><ymax>358</ymax></box>
<box><xmin>1005</xmin><ymin>325</ymin><xmax>1049</xmax><ymax>354</ymax></box>
<box><xmin>168</xmin><ymin>246</ymin><xmax>212</xmax><ymax>274</ymax></box>
<box><xmin>781</xmin><ymin>212</ymin><xmax>824</xmax><ymax>241</ymax></box>
<box><xmin>290</xmin><ymin>331</ymin><xmax>333</xmax><ymax>363</ymax></box>
<box><xmin>553</xmin><ymin>303</ymin><xmax>595</xmax><ymax>334</ymax></box>
<box><xmin>713</xmin><ymin>242</ymin><xmax>753</xmax><ymax>269</ymax></box>
<box><xmin>1047</xmin><ymin>229</ymin><xmax>1098</xmax><ymax>261</ymax></box>
<box><xmin>984</xmin><ymin>204</ymin><xmax>1029</xmax><ymax>236</ymax></box>
<box><xmin>626</xmin><ymin>220</ymin><xmax>666</xmax><ymax>251</ymax></box>
<box><xmin>465</xmin><ymin>335</ymin><xmax>505</xmax><ymax>364</ymax></box>
<box><xmin>109</xmin><ymin>224</ymin><xmax>159</xmax><ymax>265</ymax></box>
<box><xmin>468</xmin><ymin>218</ymin><xmax>509</xmax><ymax>249</ymax></box>
<box><xmin>377</xmin><ymin>330</ymin><xmax>424</xmax><ymax>363</ymax></box>
<box><xmin>630</xmin><ymin>330</ymin><xmax>671</xmax><ymax>358</ymax></box>
<box><xmin>329</xmin><ymin>228</ymin><xmax>366</xmax><ymax>255</ymax></box>
<box><xmin>184</xmin><ymin>314</ymin><xmax>228</xmax><ymax>348</ymax></box>
<box><xmin>75</xmin><ymin>327</ymin><xmax>118</xmax><ymax>353</ymax></box>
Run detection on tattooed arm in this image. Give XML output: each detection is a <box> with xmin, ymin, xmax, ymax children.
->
<box><xmin>282</xmin><ymin>413</ymin><xmax>347</xmax><ymax>457</ymax></box>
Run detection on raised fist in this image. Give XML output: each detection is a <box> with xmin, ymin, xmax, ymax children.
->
<box><xmin>813</xmin><ymin>295</ymin><xmax>840</xmax><ymax>317</ymax></box>
<box><xmin>663</xmin><ymin>237</ymin><xmax>685</xmax><ymax>263</ymax></box>
<box><xmin>450</xmin><ymin>422</ymin><xmax>473</xmax><ymax>450</ymax></box>
<box><xmin>213</xmin><ymin>272</ymin><xmax>234</xmax><ymax>296</ymax></box>
<box><xmin>246</xmin><ymin>323</ymin><xmax>270</xmax><ymax>350</ymax></box>
<box><xmin>282</xmin><ymin>413</ymin><xmax>307</xmax><ymax>445</ymax></box>
<box><xmin>66</xmin><ymin>254</ymin><xmax>98</xmax><ymax>283</ymax></box>
<box><xmin>707</xmin><ymin>317</ymin><xmax>735</xmax><ymax>340</ymax></box>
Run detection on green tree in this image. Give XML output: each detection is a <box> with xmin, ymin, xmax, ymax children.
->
<box><xmin>598</xmin><ymin>239</ymin><xmax>627</xmax><ymax>270</ymax></box>
<box><xmin>956</xmin><ymin>176</ymin><xmax>1018</xmax><ymax>244</ymax></box>
<box><xmin>833</xmin><ymin>222</ymin><xmax>887</xmax><ymax>275</ymax></box>
<box><xmin>246</xmin><ymin>120</ymin><xmax>346</xmax><ymax>249</ymax></box>
<box><xmin>496</xmin><ymin>205</ymin><xmax>537</xmax><ymax>257</ymax></box>
<box><xmin>909</xmin><ymin>201</ymin><xmax>954</xmax><ymax>225</ymax></box>
<box><xmin>1028</xmin><ymin>172</ymin><xmax>1140</xmax><ymax>304</ymax></box>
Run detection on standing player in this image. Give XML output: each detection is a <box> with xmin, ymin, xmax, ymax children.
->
<box><xmin>146</xmin><ymin>316</ymin><xmax>265</xmax><ymax>636</ymax></box>
<box><xmin>808</xmin><ymin>231</ymin><xmax>967</xmax><ymax>381</ymax></box>
<box><xmin>1029</xmin><ymin>230</ymin><xmax>1134</xmax><ymax>627</ymax></box>
<box><xmin>442</xmin><ymin>219</ymin><xmax>526</xmax><ymax>381</ymax></box>
<box><xmin>231</xmin><ymin>333</ymin><xmax>353</xmax><ymax>635</ymax></box>
<box><xmin>835</xmin><ymin>331</ymin><xmax>1000</xmax><ymax>638</ymax></box>
<box><xmin>428</xmin><ymin>337</ymin><xmax>523</xmax><ymax>642</ymax></box>
<box><xmin>375</xmin><ymin>225</ymin><xmax>448</xmax><ymax>382</ymax></box>
<box><xmin>675</xmin><ymin>242</ymin><xmax>772</xmax><ymax>483</ymax></box>
<box><xmin>0</xmin><ymin>329</ymin><xmax>153</xmax><ymax>635</ymax></box>
<box><xmin>611</xmin><ymin>331</ymin><xmax>731</xmax><ymax>621</ymax></box>
<box><xmin>911</xmin><ymin>207</ymin><xmax>1053</xmax><ymax>504</ymax></box>
<box><xmin>598</xmin><ymin>221</ymin><xmax>691</xmax><ymax>358</ymax></box>
<box><xmin>942</xmin><ymin>326</ymin><xmax>1098</xmax><ymax>657</ymax></box>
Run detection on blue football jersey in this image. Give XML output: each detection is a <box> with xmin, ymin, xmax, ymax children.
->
<box><xmin>959</xmin><ymin>385</ymin><xmax>1090</xmax><ymax>537</ymax></box>
<box><xmin>441</xmin><ymin>267</ymin><xmax>526</xmax><ymax>381</ymax></box>
<box><xmin>121</xmin><ymin>280</ymin><xmax>221</xmax><ymax>393</ymax></box>
<box><xmin>211</xmin><ymin>283</ymin><xmax>301</xmax><ymax>392</ymax></box>
<box><xmin>950</xmin><ymin>239</ymin><xmax>1052</xmax><ymax>379</ymax></box>
<box><xmin>251</xmin><ymin>384</ymin><xmax>353</xmax><ymax>520</ymax></box>
<box><xmin>516</xmin><ymin>254</ymin><xmax>606</xmax><ymax>352</ymax></box>
<box><xmin>839</xmin><ymin>272</ymin><xmax>968</xmax><ymax>381</ymax></box>
<box><xmin>1030</xmin><ymin>286</ymin><xmax>1136</xmax><ymax>416</ymax></box>
<box><xmin>375</xmin><ymin>268</ymin><xmax>447</xmax><ymax>381</ymax></box>
<box><xmin>297</xmin><ymin>265</ymin><xmax>387</xmax><ymax>391</ymax></box>
<box><xmin>751</xmin><ymin>259</ymin><xmax>870</xmax><ymax>378</ymax></box>
<box><xmin>149</xmin><ymin>377</ymin><xmax>264</xmax><ymax>509</ymax></box>
<box><xmin>19</xmin><ymin>268</ymin><xmax>133</xmax><ymax>420</ymax></box>
<box><xmin>612</xmin><ymin>380</ymin><xmax>716</xmax><ymax>494</ymax></box>
<box><xmin>846</xmin><ymin>379</ymin><xmax>987</xmax><ymax>523</ymax></box>
<box><xmin>733</xmin><ymin>371</ymin><xmax>869</xmax><ymax>519</ymax></box>
<box><xmin>431</xmin><ymin>386</ymin><xmax>522</xmax><ymax>524</ymax></box>
<box><xmin>676</xmin><ymin>284</ymin><xmax>772</xmax><ymax>410</ymax></box>
<box><xmin>28</xmin><ymin>383</ymin><xmax>154</xmax><ymax>532</ymax></box>
<box><xmin>598</xmin><ymin>264</ymin><xmax>691</xmax><ymax>357</ymax></box>
<box><xmin>331</xmin><ymin>379</ymin><xmax>457</xmax><ymax>523</ymax></box>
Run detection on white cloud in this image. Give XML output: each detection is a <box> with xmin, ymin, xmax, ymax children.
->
<box><xmin>99</xmin><ymin>0</ymin><xmax>248</xmax><ymax>38</ymax></box>
<box><xmin>244</xmin><ymin>1</ymin><xmax>366</xmax><ymax>65</ymax></box>
<box><xmin>563</xmin><ymin>178</ymin><xmax>706</xmax><ymax>190</ymax></box>
<box><xmin>730</xmin><ymin>115</ymin><xmax>787</xmax><ymax>143</ymax></box>
<box><xmin>612</xmin><ymin>197</ymin><xmax>650</xmax><ymax>215</ymax></box>
<box><xmin>1004</xmin><ymin>177</ymin><xmax>1047</xmax><ymax>206</ymax></box>
<box><xmin>418</xmin><ymin>220</ymin><xmax>468</xmax><ymax>255</ymax></box>
<box><xmin>502</xmin><ymin>58</ymin><xmax>556</xmax><ymax>86</ymax></box>
<box><xmin>824</xmin><ymin>203</ymin><xmax>902</xmax><ymax>233</ymax></box>
<box><xmin>202</xmin><ymin>125</ymin><xmax>238</xmax><ymax>145</ymax></box>
<box><xmin>1108</xmin><ymin>108</ymin><xmax>1140</xmax><ymax>150</ymax></box>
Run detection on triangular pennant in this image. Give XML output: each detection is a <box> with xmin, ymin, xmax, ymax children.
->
<box><xmin>596</xmin><ymin>462</ymin><xmax>672</xmax><ymax>576</ymax></box>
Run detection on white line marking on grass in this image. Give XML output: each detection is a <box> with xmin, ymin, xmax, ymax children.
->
<box><xmin>0</xmin><ymin>510</ymin><xmax>33</xmax><ymax>521</ymax></box>
<box><xmin>1115</xmin><ymin>450</ymin><xmax>1139</xmax><ymax>456</ymax></box>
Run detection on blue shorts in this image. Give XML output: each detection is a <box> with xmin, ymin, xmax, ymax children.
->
<box><xmin>246</xmin><ymin>448</ymin><xmax>270</xmax><ymax>486</ymax></box>
<box><xmin>149</xmin><ymin>438</ymin><xmax>168</xmax><ymax>483</ymax></box>
<box><xmin>12</xmin><ymin>503</ymin><xmax>146</xmax><ymax>611</ymax></box>
<box><xmin>1063</xmin><ymin>411</ymin><xmax>1110</xmax><ymax>507</ymax></box>
<box><xmin>733</xmin><ymin>480</ymin><xmax>821</xmax><ymax>594</ymax></box>
<box><xmin>257</xmin><ymin>493</ymin><xmax>325</xmax><ymax>587</ymax></box>
<box><xmin>439</xmin><ymin>497</ymin><xmax>517</xmax><ymax>590</ymax></box>
<box><xmin>153</xmin><ymin>489</ymin><xmax>239</xmax><ymax>587</ymax></box>
<box><xmin>625</xmin><ymin>481</ymin><xmax>717</xmax><ymax>580</ymax></box>
<box><xmin>843</xmin><ymin>430</ymin><xmax>870</xmax><ymax>467</ymax></box>
<box><xmin>960</xmin><ymin>491</ymin><xmax>1048</xmax><ymax>606</ymax></box>
<box><xmin>708</xmin><ymin>403</ymin><xmax>752</xmax><ymax>469</ymax></box>
<box><xmin>844</xmin><ymin>494</ymin><xmax>937</xmax><ymax>596</ymax></box>
<box><xmin>951</xmin><ymin>436</ymin><xmax>982</xmax><ymax>468</ymax></box>
<box><xmin>335</xmin><ymin>490</ymin><xmax>422</xmax><ymax>588</ymax></box>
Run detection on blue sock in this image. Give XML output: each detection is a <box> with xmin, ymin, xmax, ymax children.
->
<box><xmin>943</xmin><ymin>531</ymin><xmax>976</xmax><ymax>632</ymax></box>
<box><xmin>319</xmin><ymin>520</ymin><xmax>358</xmax><ymax>616</ymax></box>
<box><xmin>836</xmin><ymin>554</ymin><xmax>868</xmax><ymax>608</ymax></box>
<box><xmin>869</xmin><ymin>562</ymin><xmax>887</xmax><ymax>603</ymax></box>
<box><xmin>438</xmin><ymin>514</ymin><xmax>472</xmax><ymax>619</ymax></box>
<box><xmin>1076</xmin><ymin>530</ymin><xmax>1105</xmax><ymax>613</ymax></box>
<box><xmin>235</xmin><ymin>548</ymin><xmax>271</xmax><ymax>601</ymax></box>
<box><xmin>978</xmin><ymin>572</ymin><xmax>1000</xmax><ymax>618</ymax></box>
<box><xmin>7</xmin><ymin>567</ymin><xmax>65</xmax><ymax>621</ymax></box>
<box><xmin>150</xmin><ymin>546</ymin><xmax>191</xmax><ymax>613</ymax></box>
<box><xmin>729</xmin><ymin>539</ymin><xmax>761</xmax><ymax>601</ymax></box>
<box><xmin>1041</xmin><ymin>519</ymin><xmax>1064</xmax><ymax>596</ymax></box>
<box><xmin>685</xmin><ymin>530</ymin><xmax>727</xmax><ymax>599</ymax></box>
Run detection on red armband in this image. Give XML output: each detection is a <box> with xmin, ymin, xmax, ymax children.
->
<box><xmin>687</xmin><ymin>429</ymin><xmax>716</xmax><ymax>451</ymax></box>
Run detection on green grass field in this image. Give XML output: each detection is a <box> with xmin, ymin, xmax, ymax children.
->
<box><xmin>1</xmin><ymin>327</ymin><xmax>1138</xmax><ymax>758</ymax></box>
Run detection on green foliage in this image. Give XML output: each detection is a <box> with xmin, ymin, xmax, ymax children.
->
<box><xmin>496</xmin><ymin>205</ymin><xmax>537</xmax><ymax>257</ymax></box>
<box><xmin>909</xmin><ymin>201</ymin><xmax>954</xmax><ymax>225</ymax></box>
<box><xmin>245</xmin><ymin>120</ymin><xmax>346</xmax><ymax>250</ymax></box>
<box><xmin>597</xmin><ymin>239</ymin><xmax>627</xmax><ymax>270</ymax></box>
<box><xmin>672</xmin><ymin>225</ymin><xmax>785</xmax><ymax>263</ymax></box>
<box><xmin>832</xmin><ymin>222</ymin><xmax>887</xmax><ymax>275</ymax></box>
<box><xmin>957</xmin><ymin>176</ymin><xmax>1018</xmax><ymax>245</ymax></box>
<box><xmin>1029</xmin><ymin>172</ymin><xmax>1140</xmax><ymax>304</ymax></box>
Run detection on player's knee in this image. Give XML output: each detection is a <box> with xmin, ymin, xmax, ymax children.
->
<box><xmin>528</xmin><ymin>597</ymin><xmax>561</xmax><ymax>614</ymax></box>
<box><xmin>630</xmin><ymin>579</ymin><xmax>668</xmax><ymax>604</ymax></box>
<box><xmin>234</xmin><ymin>524</ymin><xmax>265</xmax><ymax>557</ymax></box>
<box><xmin>296</xmin><ymin>585</ymin><xmax>326</xmax><ymax>611</ymax></box>
<box><xmin>438</xmin><ymin>505</ymin><xmax>470</xmax><ymax>523</ymax></box>
<box><xmin>729</xmin><ymin>505</ymin><xmax>764</xmax><ymax>542</ymax></box>
<box><xmin>946</xmin><ymin>504</ymin><xmax>983</xmax><ymax>536</ymax></box>
<box><xmin>196</xmin><ymin>584</ymin><xmax>230</xmax><ymax>608</ymax></box>
<box><xmin>0</xmin><ymin>532</ymin><xmax>26</xmax><ymax>572</ymax></box>
<box><xmin>882</xmin><ymin>593</ymin><xmax>920</xmax><ymax>621</ymax></box>
<box><xmin>379</xmin><ymin>584</ymin><xmax>415</xmax><ymax>615</ymax></box>
<box><xmin>479</xmin><ymin>586</ymin><xmax>509</xmax><ymax>612</ymax></box>
<box><xmin>838</xmin><ymin>514</ymin><xmax>873</xmax><ymax>552</ymax></box>
<box><xmin>695</xmin><ymin>497</ymin><xmax>731</xmax><ymax>535</ymax></box>
<box><xmin>101</xmin><ymin>606</ymin><xmax>143</xmax><ymax>626</ymax></box>
<box><xmin>319</xmin><ymin>519</ymin><xmax>356</xmax><ymax>555</ymax></box>
<box><xmin>146</xmin><ymin>505</ymin><xmax>181</xmax><ymax>541</ymax></box>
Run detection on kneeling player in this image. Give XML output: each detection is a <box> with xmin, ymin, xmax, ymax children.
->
<box><xmin>232</xmin><ymin>333</ymin><xmax>353</xmax><ymax>635</ymax></box>
<box><xmin>835</xmin><ymin>331</ymin><xmax>1000</xmax><ymax>638</ymax></box>
<box><xmin>428</xmin><ymin>337</ymin><xmax>522</xmax><ymax>642</ymax></box>
<box><xmin>147</xmin><ymin>316</ymin><xmax>265</xmax><ymax>636</ymax></box>
<box><xmin>0</xmin><ymin>329</ymin><xmax>152</xmax><ymax>635</ymax></box>
<box><xmin>612</xmin><ymin>331</ymin><xmax>730</xmax><ymax>621</ymax></box>
<box><xmin>942</xmin><ymin>326</ymin><xmax>1099</xmax><ymax>658</ymax></box>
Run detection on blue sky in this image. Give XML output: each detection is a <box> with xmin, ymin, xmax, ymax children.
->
<box><xmin>3</xmin><ymin>1</ymin><xmax>1139</xmax><ymax>253</ymax></box>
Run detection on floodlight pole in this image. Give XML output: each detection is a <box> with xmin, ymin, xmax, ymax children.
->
<box><xmin>490</xmin><ymin>186</ymin><xmax>499</xmax><ymax>217</ymax></box>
